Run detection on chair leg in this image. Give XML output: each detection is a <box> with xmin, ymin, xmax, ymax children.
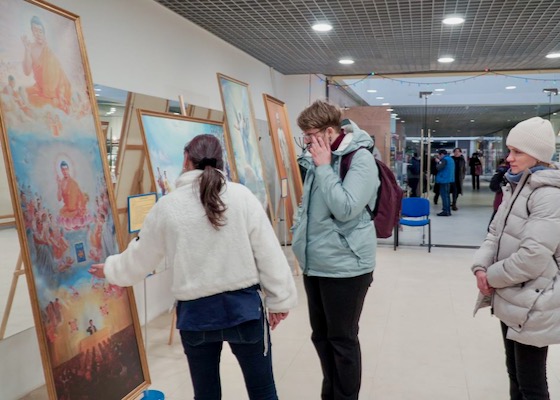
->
<box><xmin>393</xmin><ymin>225</ymin><xmax>398</xmax><ymax>251</ymax></box>
<box><xmin>428</xmin><ymin>221</ymin><xmax>431</xmax><ymax>253</ymax></box>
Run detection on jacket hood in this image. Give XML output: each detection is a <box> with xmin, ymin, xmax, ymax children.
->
<box><xmin>334</xmin><ymin>119</ymin><xmax>374</xmax><ymax>155</ymax></box>
<box><xmin>529</xmin><ymin>163</ymin><xmax>560</xmax><ymax>189</ymax></box>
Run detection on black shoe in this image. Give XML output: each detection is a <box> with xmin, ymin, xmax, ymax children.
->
<box><xmin>452</xmin><ymin>205</ymin><xmax>458</xmax><ymax>211</ymax></box>
<box><xmin>437</xmin><ymin>212</ymin><xmax>451</xmax><ymax>216</ymax></box>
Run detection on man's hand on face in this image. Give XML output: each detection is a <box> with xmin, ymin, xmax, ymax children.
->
<box><xmin>308</xmin><ymin>134</ymin><xmax>331</xmax><ymax>166</ymax></box>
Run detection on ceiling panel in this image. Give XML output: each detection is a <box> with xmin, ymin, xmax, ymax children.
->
<box><xmin>155</xmin><ymin>0</ymin><xmax>560</xmax><ymax>75</ymax></box>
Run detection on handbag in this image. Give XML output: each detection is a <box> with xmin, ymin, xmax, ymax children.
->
<box><xmin>475</xmin><ymin>164</ymin><xmax>482</xmax><ymax>176</ymax></box>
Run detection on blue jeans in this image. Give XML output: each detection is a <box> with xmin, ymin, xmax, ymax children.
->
<box><xmin>440</xmin><ymin>183</ymin><xmax>451</xmax><ymax>214</ymax></box>
<box><xmin>180</xmin><ymin>316</ymin><xmax>277</xmax><ymax>400</ymax></box>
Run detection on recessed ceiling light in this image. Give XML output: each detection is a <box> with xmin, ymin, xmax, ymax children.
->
<box><xmin>367</xmin><ymin>89</ymin><xmax>377</xmax><ymax>93</ymax></box>
<box><xmin>438</xmin><ymin>57</ymin><xmax>455</xmax><ymax>63</ymax></box>
<box><xmin>312</xmin><ymin>23</ymin><xmax>333</xmax><ymax>32</ymax></box>
<box><xmin>386</xmin><ymin>108</ymin><xmax>394</xmax><ymax>111</ymax></box>
<box><xmin>381</xmin><ymin>103</ymin><xmax>390</xmax><ymax>106</ymax></box>
<box><xmin>95</xmin><ymin>93</ymin><xmax>100</xmax><ymax>97</ymax></box>
<box><xmin>401</xmin><ymin>120</ymin><xmax>405</xmax><ymax>123</ymax></box>
<box><xmin>443</xmin><ymin>16</ymin><xmax>465</xmax><ymax>25</ymax></box>
<box><xmin>546</xmin><ymin>52</ymin><xmax>560</xmax><ymax>59</ymax></box>
<box><xmin>339</xmin><ymin>58</ymin><xmax>354</xmax><ymax>65</ymax></box>
<box><xmin>435</xmin><ymin>119</ymin><xmax>440</xmax><ymax>123</ymax></box>
<box><xmin>470</xmin><ymin>120</ymin><xmax>475</xmax><ymax>122</ymax></box>
<box><xmin>94</xmin><ymin>88</ymin><xmax>101</xmax><ymax>92</ymax></box>
<box><xmin>505</xmin><ymin>86</ymin><xmax>517</xmax><ymax>90</ymax></box>
<box><xmin>376</xmin><ymin>96</ymin><xmax>384</xmax><ymax>100</ymax></box>
<box><xmin>434</xmin><ymin>88</ymin><xmax>445</xmax><ymax>92</ymax></box>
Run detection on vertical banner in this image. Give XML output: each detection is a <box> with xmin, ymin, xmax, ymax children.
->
<box><xmin>0</xmin><ymin>1</ymin><xmax>150</xmax><ymax>399</ymax></box>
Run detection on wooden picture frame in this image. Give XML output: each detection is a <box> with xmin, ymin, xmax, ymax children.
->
<box><xmin>217</xmin><ymin>73</ymin><xmax>273</xmax><ymax>217</ymax></box>
<box><xmin>262</xmin><ymin>94</ymin><xmax>303</xmax><ymax>232</ymax></box>
<box><xmin>0</xmin><ymin>1</ymin><xmax>150</xmax><ymax>399</ymax></box>
<box><xmin>136</xmin><ymin>109</ymin><xmax>236</xmax><ymax>198</ymax></box>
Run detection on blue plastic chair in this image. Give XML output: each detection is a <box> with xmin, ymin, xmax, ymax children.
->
<box><xmin>142</xmin><ymin>390</ymin><xmax>165</xmax><ymax>400</ymax></box>
<box><xmin>393</xmin><ymin>197</ymin><xmax>431</xmax><ymax>252</ymax></box>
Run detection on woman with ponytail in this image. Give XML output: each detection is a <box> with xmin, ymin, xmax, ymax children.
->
<box><xmin>90</xmin><ymin>134</ymin><xmax>297</xmax><ymax>400</ymax></box>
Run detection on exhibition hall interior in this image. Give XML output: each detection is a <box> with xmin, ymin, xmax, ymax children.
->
<box><xmin>1</xmin><ymin>0</ymin><xmax>560</xmax><ymax>399</ymax></box>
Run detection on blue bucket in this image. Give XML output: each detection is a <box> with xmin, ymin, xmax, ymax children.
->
<box><xmin>141</xmin><ymin>389</ymin><xmax>165</xmax><ymax>400</ymax></box>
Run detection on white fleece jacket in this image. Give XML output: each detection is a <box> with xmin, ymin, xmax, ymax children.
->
<box><xmin>104</xmin><ymin>170</ymin><xmax>297</xmax><ymax>312</ymax></box>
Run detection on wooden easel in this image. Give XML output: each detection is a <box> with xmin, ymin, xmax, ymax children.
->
<box><xmin>0</xmin><ymin>252</ymin><xmax>24</xmax><ymax>340</ymax></box>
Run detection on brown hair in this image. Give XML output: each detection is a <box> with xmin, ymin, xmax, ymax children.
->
<box><xmin>296</xmin><ymin>100</ymin><xmax>342</xmax><ymax>131</ymax></box>
<box><xmin>184</xmin><ymin>135</ymin><xmax>227</xmax><ymax>229</ymax></box>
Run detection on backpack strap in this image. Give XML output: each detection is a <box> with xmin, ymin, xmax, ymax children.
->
<box><xmin>340</xmin><ymin>148</ymin><xmax>375</xmax><ymax>220</ymax></box>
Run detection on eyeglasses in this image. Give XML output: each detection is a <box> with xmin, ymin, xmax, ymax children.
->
<box><xmin>302</xmin><ymin>128</ymin><xmax>326</xmax><ymax>138</ymax></box>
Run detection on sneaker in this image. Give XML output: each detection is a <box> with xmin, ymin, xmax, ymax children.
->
<box><xmin>437</xmin><ymin>212</ymin><xmax>451</xmax><ymax>216</ymax></box>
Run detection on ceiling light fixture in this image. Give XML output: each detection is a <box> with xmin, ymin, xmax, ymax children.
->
<box><xmin>367</xmin><ymin>89</ymin><xmax>377</xmax><ymax>93</ymax></box>
<box><xmin>376</xmin><ymin>96</ymin><xmax>384</xmax><ymax>100</ymax></box>
<box><xmin>442</xmin><ymin>16</ymin><xmax>465</xmax><ymax>25</ymax></box>
<box><xmin>386</xmin><ymin>108</ymin><xmax>394</xmax><ymax>111</ymax></box>
<box><xmin>434</xmin><ymin>88</ymin><xmax>445</xmax><ymax>92</ymax></box>
<box><xmin>339</xmin><ymin>58</ymin><xmax>354</xmax><ymax>65</ymax></box>
<box><xmin>545</xmin><ymin>52</ymin><xmax>560</xmax><ymax>59</ymax></box>
<box><xmin>438</xmin><ymin>57</ymin><xmax>455</xmax><ymax>63</ymax></box>
<box><xmin>505</xmin><ymin>86</ymin><xmax>516</xmax><ymax>90</ymax></box>
<box><xmin>312</xmin><ymin>23</ymin><xmax>333</xmax><ymax>32</ymax></box>
<box><xmin>382</xmin><ymin>103</ymin><xmax>390</xmax><ymax>106</ymax></box>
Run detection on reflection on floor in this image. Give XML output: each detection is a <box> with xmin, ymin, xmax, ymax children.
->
<box><xmin>16</xmin><ymin>181</ymin><xmax>560</xmax><ymax>399</ymax></box>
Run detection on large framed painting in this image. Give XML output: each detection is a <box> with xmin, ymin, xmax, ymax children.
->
<box><xmin>0</xmin><ymin>1</ymin><xmax>150</xmax><ymax>399</ymax></box>
<box><xmin>137</xmin><ymin>110</ymin><xmax>235</xmax><ymax>198</ymax></box>
<box><xmin>262</xmin><ymin>94</ymin><xmax>303</xmax><ymax>233</ymax></box>
<box><xmin>217</xmin><ymin>73</ymin><xmax>272</xmax><ymax>216</ymax></box>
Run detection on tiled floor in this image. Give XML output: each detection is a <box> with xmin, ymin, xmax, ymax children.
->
<box><xmin>16</xmin><ymin>183</ymin><xmax>560</xmax><ymax>399</ymax></box>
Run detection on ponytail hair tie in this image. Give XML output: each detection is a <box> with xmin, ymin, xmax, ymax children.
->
<box><xmin>197</xmin><ymin>157</ymin><xmax>217</xmax><ymax>170</ymax></box>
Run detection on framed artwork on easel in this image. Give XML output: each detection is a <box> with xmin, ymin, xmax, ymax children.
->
<box><xmin>262</xmin><ymin>94</ymin><xmax>303</xmax><ymax>234</ymax></box>
<box><xmin>137</xmin><ymin>109</ymin><xmax>235</xmax><ymax>198</ymax></box>
<box><xmin>0</xmin><ymin>1</ymin><xmax>150</xmax><ymax>399</ymax></box>
<box><xmin>217</xmin><ymin>73</ymin><xmax>273</xmax><ymax>217</ymax></box>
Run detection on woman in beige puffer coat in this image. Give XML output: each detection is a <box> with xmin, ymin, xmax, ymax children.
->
<box><xmin>472</xmin><ymin>117</ymin><xmax>560</xmax><ymax>400</ymax></box>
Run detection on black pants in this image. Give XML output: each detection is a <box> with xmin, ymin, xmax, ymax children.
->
<box><xmin>472</xmin><ymin>174</ymin><xmax>480</xmax><ymax>190</ymax></box>
<box><xmin>408</xmin><ymin>177</ymin><xmax>419</xmax><ymax>197</ymax></box>
<box><xmin>500</xmin><ymin>322</ymin><xmax>549</xmax><ymax>400</ymax></box>
<box><xmin>304</xmin><ymin>272</ymin><xmax>373</xmax><ymax>400</ymax></box>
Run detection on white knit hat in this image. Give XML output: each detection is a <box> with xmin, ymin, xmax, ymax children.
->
<box><xmin>506</xmin><ymin>117</ymin><xmax>556</xmax><ymax>162</ymax></box>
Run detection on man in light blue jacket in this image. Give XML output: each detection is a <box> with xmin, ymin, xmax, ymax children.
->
<box><xmin>292</xmin><ymin>100</ymin><xmax>379</xmax><ymax>400</ymax></box>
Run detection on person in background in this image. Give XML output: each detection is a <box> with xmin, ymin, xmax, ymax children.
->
<box><xmin>469</xmin><ymin>152</ymin><xmax>482</xmax><ymax>190</ymax></box>
<box><xmin>488</xmin><ymin>158</ymin><xmax>509</xmax><ymax>229</ymax></box>
<box><xmin>407</xmin><ymin>152</ymin><xmax>421</xmax><ymax>197</ymax></box>
<box><xmin>472</xmin><ymin>117</ymin><xmax>560</xmax><ymax>400</ymax></box>
<box><xmin>292</xmin><ymin>100</ymin><xmax>378</xmax><ymax>400</ymax></box>
<box><xmin>451</xmin><ymin>148</ymin><xmax>466</xmax><ymax>211</ymax></box>
<box><xmin>89</xmin><ymin>134</ymin><xmax>297</xmax><ymax>400</ymax></box>
<box><xmin>435</xmin><ymin>149</ymin><xmax>455</xmax><ymax>216</ymax></box>
<box><xmin>431</xmin><ymin>155</ymin><xmax>440</xmax><ymax>204</ymax></box>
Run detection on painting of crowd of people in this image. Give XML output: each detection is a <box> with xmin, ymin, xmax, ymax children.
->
<box><xmin>0</xmin><ymin>1</ymin><xmax>148</xmax><ymax>398</ymax></box>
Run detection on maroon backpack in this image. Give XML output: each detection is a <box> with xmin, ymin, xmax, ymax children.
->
<box><xmin>340</xmin><ymin>148</ymin><xmax>403</xmax><ymax>238</ymax></box>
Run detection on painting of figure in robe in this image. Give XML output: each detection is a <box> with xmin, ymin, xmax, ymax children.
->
<box><xmin>0</xmin><ymin>1</ymin><xmax>149</xmax><ymax>399</ymax></box>
<box><xmin>217</xmin><ymin>74</ymin><xmax>271</xmax><ymax>215</ymax></box>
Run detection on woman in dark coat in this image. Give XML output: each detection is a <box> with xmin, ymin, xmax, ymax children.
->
<box><xmin>469</xmin><ymin>152</ymin><xmax>482</xmax><ymax>190</ymax></box>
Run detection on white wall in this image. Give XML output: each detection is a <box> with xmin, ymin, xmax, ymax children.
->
<box><xmin>0</xmin><ymin>0</ymin><xmax>325</xmax><ymax>398</ymax></box>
